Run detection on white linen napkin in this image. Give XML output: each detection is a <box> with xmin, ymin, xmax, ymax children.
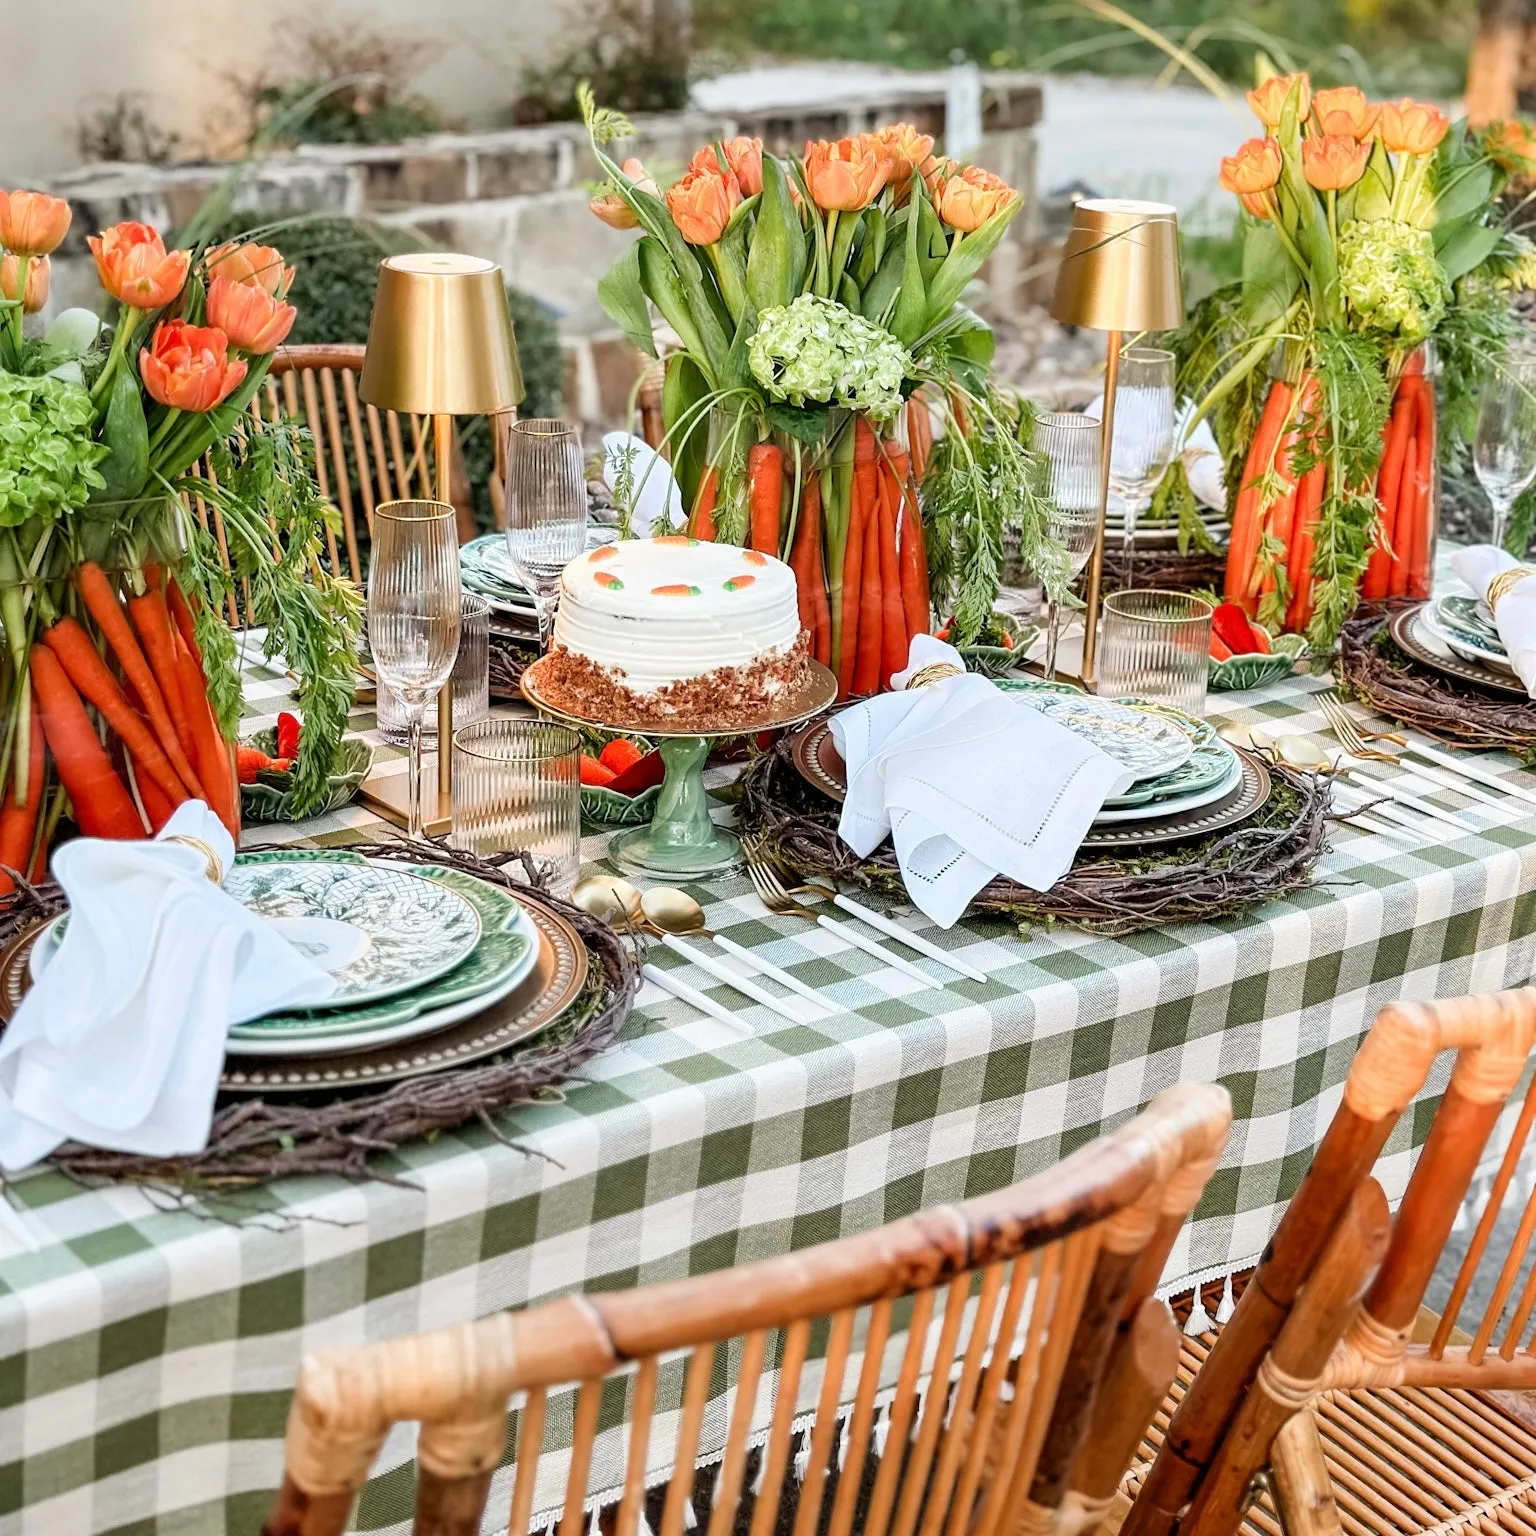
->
<box><xmin>0</xmin><ymin>802</ymin><xmax>338</xmax><ymax>1172</ymax></box>
<box><xmin>1451</xmin><ymin>545</ymin><xmax>1536</xmax><ymax>696</ymax></box>
<box><xmin>829</xmin><ymin>638</ymin><xmax>1135</xmax><ymax>927</ymax></box>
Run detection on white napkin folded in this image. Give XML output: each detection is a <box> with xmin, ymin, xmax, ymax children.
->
<box><xmin>0</xmin><ymin>803</ymin><xmax>338</xmax><ymax>1172</ymax></box>
<box><xmin>1451</xmin><ymin>545</ymin><xmax>1536</xmax><ymax>697</ymax></box>
<box><xmin>1083</xmin><ymin>399</ymin><xmax>1227</xmax><ymax>513</ymax></box>
<box><xmin>601</xmin><ymin>431</ymin><xmax>684</xmax><ymax>536</ymax></box>
<box><xmin>829</xmin><ymin>638</ymin><xmax>1135</xmax><ymax>927</ymax></box>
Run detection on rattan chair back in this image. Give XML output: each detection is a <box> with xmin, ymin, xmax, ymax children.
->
<box><xmin>261</xmin><ymin>1083</ymin><xmax>1230</xmax><ymax>1536</ymax></box>
<box><xmin>1124</xmin><ymin>987</ymin><xmax>1536</xmax><ymax>1536</ymax></box>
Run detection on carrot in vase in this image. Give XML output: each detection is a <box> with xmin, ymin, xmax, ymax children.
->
<box><xmin>41</xmin><ymin>617</ymin><xmax>190</xmax><ymax>809</ymax></box>
<box><xmin>0</xmin><ymin>690</ymin><xmax>45</xmax><ymax>893</ymax></box>
<box><xmin>837</xmin><ymin>432</ymin><xmax>876</xmax><ymax>697</ymax></box>
<box><xmin>1224</xmin><ymin>379</ymin><xmax>1295</xmax><ymax>611</ymax></box>
<box><xmin>906</xmin><ymin>395</ymin><xmax>933</xmax><ymax>481</ymax></box>
<box><xmin>29</xmin><ymin>646</ymin><xmax>145</xmax><ymax>840</ymax></box>
<box><xmin>747</xmin><ymin>441</ymin><xmax>784</xmax><ymax>556</ymax></box>
<box><xmin>852</xmin><ymin>488</ymin><xmax>885</xmax><ymax>697</ymax></box>
<box><xmin>77</xmin><ymin>562</ymin><xmax>205</xmax><ymax>800</ymax></box>
<box><xmin>690</xmin><ymin>466</ymin><xmax>718</xmax><ymax>541</ymax></box>
<box><xmin>1363</xmin><ymin>380</ymin><xmax>1415</xmax><ymax>601</ymax></box>
<box><xmin>128</xmin><ymin>585</ymin><xmax>200</xmax><ymax>773</ymax></box>
<box><xmin>174</xmin><ymin>632</ymin><xmax>238</xmax><ymax>836</ymax></box>
<box><xmin>1399</xmin><ymin>385</ymin><xmax>1436</xmax><ymax>599</ymax></box>
<box><xmin>886</xmin><ymin>447</ymin><xmax>930</xmax><ymax>640</ymax></box>
<box><xmin>1388</xmin><ymin>408</ymin><xmax>1424</xmax><ymax>600</ymax></box>
<box><xmin>129</xmin><ymin>752</ymin><xmax>178</xmax><ymax>835</ymax></box>
<box><xmin>1284</xmin><ymin>462</ymin><xmax>1327</xmax><ymax>633</ymax></box>
<box><xmin>876</xmin><ymin>475</ymin><xmax>906</xmax><ymax>687</ymax></box>
<box><xmin>808</xmin><ymin>506</ymin><xmax>833</xmax><ymax>669</ymax></box>
<box><xmin>788</xmin><ymin>474</ymin><xmax>826</xmax><ymax>661</ymax></box>
<box><xmin>166</xmin><ymin>575</ymin><xmax>203</xmax><ymax>667</ymax></box>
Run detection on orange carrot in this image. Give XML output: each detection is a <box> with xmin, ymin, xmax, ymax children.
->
<box><xmin>1284</xmin><ymin>462</ymin><xmax>1327</xmax><ymax>632</ymax></box>
<box><xmin>1225</xmin><ymin>379</ymin><xmax>1295</xmax><ymax>611</ymax></box>
<box><xmin>1405</xmin><ymin>384</ymin><xmax>1436</xmax><ymax>598</ymax></box>
<box><xmin>0</xmin><ymin>693</ymin><xmax>44</xmax><ymax>893</ymax></box>
<box><xmin>166</xmin><ymin>575</ymin><xmax>203</xmax><ymax>668</ymax></box>
<box><xmin>838</xmin><ymin>428</ymin><xmax>878</xmax><ymax>697</ymax></box>
<box><xmin>853</xmin><ymin>488</ymin><xmax>884</xmax><ymax>697</ymax></box>
<box><xmin>1388</xmin><ymin>411</ymin><xmax>1424</xmax><ymax>600</ymax></box>
<box><xmin>748</xmin><ymin>442</ymin><xmax>784</xmax><ymax>556</ymax></box>
<box><xmin>128</xmin><ymin>587</ymin><xmax>200</xmax><ymax>773</ymax></box>
<box><xmin>877</xmin><ymin>475</ymin><xmax>906</xmax><ymax>687</ymax></box>
<box><xmin>77</xmin><ymin>562</ymin><xmax>205</xmax><ymax>800</ymax></box>
<box><xmin>1363</xmin><ymin>381</ymin><xmax>1415</xmax><ymax>600</ymax></box>
<box><xmin>887</xmin><ymin>447</ymin><xmax>929</xmax><ymax>640</ymax></box>
<box><xmin>131</xmin><ymin>752</ymin><xmax>178</xmax><ymax>835</ymax></box>
<box><xmin>30</xmin><ymin>646</ymin><xmax>144</xmax><ymax>840</ymax></box>
<box><xmin>789</xmin><ymin>475</ymin><xmax>832</xmax><ymax>665</ymax></box>
<box><xmin>42</xmin><ymin>617</ymin><xmax>190</xmax><ymax>809</ymax></box>
<box><xmin>809</xmin><ymin>524</ymin><xmax>832</xmax><ymax>670</ymax></box>
<box><xmin>690</xmin><ymin>467</ymin><xmax>718</xmax><ymax>541</ymax></box>
<box><xmin>906</xmin><ymin>395</ymin><xmax>933</xmax><ymax>481</ymax></box>
<box><xmin>175</xmin><ymin>634</ymin><xmax>237</xmax><ymax>836</ymax></box>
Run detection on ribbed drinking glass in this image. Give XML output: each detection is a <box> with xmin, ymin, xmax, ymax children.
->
<box><xmin>505</xmin><ymin>419</ymin><xmax>588</xmax><ymax>652</ymax></box>
<box><xmin>1035</xmin><ymin>411</ymin><xmax>1102</xmax><ymax>682</ymax></box>
<box><xmin>450</xmin><ymin>719</ymin><xmax>582</xmax><ymax>897</ymax></box>
<box><xmin>1108</xmin><ymin>346</ymin><xmax>1178</xmax><ymax>580</ymax></box>
<box><xmin>378</xmin><ymin>592</ymin><xmax>490</xmax><ymax>743</ymax></box>
<box><xmin>1097</xmin><ymin>589</ymin><xmax>1213</xmax><ymax>717</ymax></box>
<box><xmin>367</xmin><ymin>500</ymin><xmax>462</xmax><ymax>837</ymax></box>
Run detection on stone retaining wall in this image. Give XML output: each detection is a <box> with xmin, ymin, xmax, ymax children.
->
<box><xmin>38</xmin><ymin>74</ymin><xmax>1042</xmax><ymax>429</ymax></box>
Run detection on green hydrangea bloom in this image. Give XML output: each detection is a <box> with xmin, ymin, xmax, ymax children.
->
<box><xmin>0</xmin><ymin>373</ymin><xmax>106</xmax><ymax>527</ymax></box>
<box><xmin>1337</xmin><ymin>219</ymin><xmax>1451</xmax><ymax>343</ymax></box>
<box><xmin>748</xmin><ymin>295</ymin><xmax>908</xmax><ymax>417</ymax></box>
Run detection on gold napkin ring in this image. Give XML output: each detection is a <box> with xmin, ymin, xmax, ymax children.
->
<box><xmin>904</xmin><ymin>662</ymin><xmax>963</xmax><ymax>690</ymax></box>
<box><xmin>165</xmin><ymin>835</ymin><xmax>224</xmax><ymax>884</ymax></box>
<box><xmin>1488</xmin><ymin>566</ymin><xmax>1536</xmax><ymax>607</ymax></box>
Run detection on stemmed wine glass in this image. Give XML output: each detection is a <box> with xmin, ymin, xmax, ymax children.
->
<box><xmin>1474</xmin><ymin>360</ymin><xmax>1536</xmax><ymax>550</ymax></box>
<box><xmin>504</xmin><ymin>419</ymin><xmax>589</xmax><ymax>651</ymax></box>
<box><xmin>1035</xmin><ymin>412</ymin><xmax>1103</xmax><ymax>682</ymax></box>
<box><xmin>1108</xmin><ymin>346</ymin><xmax>1178</xmax><ymax>583</ymax></box>
<box><xmin>368</xmin><ymin>500</ymin><xmax>462</xmax><ymax>837</ymax></box>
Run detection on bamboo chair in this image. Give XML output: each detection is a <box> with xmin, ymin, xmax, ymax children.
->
<box><xmin>262</xmin><ymin>1082</ymin><xmax>1230</xmax><ymax>1536</ymax></box>
<box><xmin>1121</xmin><ymin>986</ymin><xmax>1536</xmax><ymax>1536</ymax></box>
<box><xmin>187</xmin><ymin>344</ymin><xmax>485</xmax><ymax>629</ymax></box>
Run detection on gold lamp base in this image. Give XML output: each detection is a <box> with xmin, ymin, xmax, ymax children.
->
<box><xmin>357</xmin><ymin>763</ymin><xmax>453</xmax><ymax>837</ymax></box>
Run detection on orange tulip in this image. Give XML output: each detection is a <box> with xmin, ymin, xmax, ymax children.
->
<box><xmin>691</xmin><ymin>137</ymin><xmax>763</xmax><ymax>197</ymax></box>
<box><xmin>1486</xmin><ymin>119</ymin><xmax>1536</xmax><ymax>175</ymax></box>
<box><xmin>1302</xmin><ymin>134</ymin><xmax>1370</xmax><ymax>191</ymax></box>
<box><xmin>935</xmin><ymin>164</ymin><xmax>1018</xmax><ymax>232</ymax></box>
<box><xmin>1219</xmin><ymin>137</ymin><xmax>1283</xmax><ymax>197</ymax></box>
<box><xmin>207</xmin><ymin>275</ymin><xmax>296</xmax><ymax>354</ymax></box>
<box><xmin>140</xmin><ymin>320</ymin><xmax>248</xmax><ymax>412</ymax></box>
<box><xmin>206</xmin><ymin>240</ymin><xmax>294</xmax><ymax>298</ymax></box>
<box><xmin>0</xmin><ymin>254</ymin><xmax>49</xmax><ymax>314</ymax></box>
<box><xmin>1311</xmin><ymin>86</ymin><xmax>1380</xmax><ymax>141</ymax></box>
<box><xmin>589</xmin><ymin>158</ymin><xmax>658</xmax><ymax>229</ymax></box>
<box><xmin>878</xmin><ymin>122</ymin><xmax>937</xmax><ymax>200</ymax></box>
<box><xmin>1247</xmin><ymin>72</ymin><xmax>1311</xmax><ymax>129</ymax></box>
<box><xmin>1240</xmin><ymin>192</ymin><xmax>1271</xmax><ymax>220</ymax></box>
<box><xmin>920</xmin><ymin>153</ymin><xmax>956</xmax><ymax>204</ymax></box>
<box><xmin>665</xmin><ymin>165</ymin><xmax>740</xmax><ymax>245</ymax></box>
<box><xmin>1379</xmin><ymin>98</ymin><xmax>1449</xmax><ymax>156</ymax></box>
<box><xmin>802</xmin><ymin>136</ymin><xmax>892</xmax><ymax>211</ymax></box>
<box><xmin>88</xmin><ymin>223</ymin><xmax>190</xmax><ymax>309</ymax></box>
<box><xmin>0</xmin><ymin>189</ymin><xmax>71</xmax><ymax>257</ymax></box>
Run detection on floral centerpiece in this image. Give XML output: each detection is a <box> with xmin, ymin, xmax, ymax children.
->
<box><xmin>0</xmin><ymin>189</ymin><xmax>359</xmax><ymax>882</ymax></box>
<box><xmin>582</xmin><ymin>90</ymin><xmax>1067</xmax><ymax>697</ymax></box>
<box><xmin>1172</xmin><ymin>74</ymin><xmax>1536</xmax><ymax>646</ymax></box>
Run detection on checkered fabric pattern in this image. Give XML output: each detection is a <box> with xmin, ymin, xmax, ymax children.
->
<box><xmin>3</xmin><ymin>596</ymin><xmax>1536</xmax><ymax>1534</ymax></box>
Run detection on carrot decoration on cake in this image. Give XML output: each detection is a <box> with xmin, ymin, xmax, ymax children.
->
<box><xmin>651</xmin><ymin>584</ymin><xmax>701</xmax><ymax>597</ymax></box>
<box><xmin>723</xmin><ymin>575</ymin><xmax>756</xmax><ymax>592</ymax></box>
<box><xmin>593</xmin><ymin>571</ymin><xmax>624</xmax><ymax>590</ymax></box>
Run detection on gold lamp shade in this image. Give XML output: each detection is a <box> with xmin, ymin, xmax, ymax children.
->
<box><xmin>1050</xmin><ymin>198</ymin><xmax>1184</xmax><ymax>334</ymax></box>
<box><xmin>360</xmin><ymin>253</ymin><xmax>524</xmax><ymax>415</ymax></box>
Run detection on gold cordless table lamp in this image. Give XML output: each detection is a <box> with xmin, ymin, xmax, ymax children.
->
<box><xmin>358</xmin><ymin>253</ymin><xmax>524</xmax><ymax>832</ymax></box>
<box><xmin>1049</xmin><ymin>199</ymin><xmax>1183</xmax><ymax>689</ymax></box>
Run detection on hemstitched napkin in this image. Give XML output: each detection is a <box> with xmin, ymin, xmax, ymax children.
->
<box><xmin>0</xmin><ymin>802</ymin><xmax>337</xmax><ymax>1172</ymax></box>
<box><xmin>1451</xmin><ymin>544</ymin><xmax>1536</xmax><ymax>696</ymax></box>
<box><xmin>829</xmin><ymin>639</ymin><xmax>1134</xmax><ymax>927</ymax></box>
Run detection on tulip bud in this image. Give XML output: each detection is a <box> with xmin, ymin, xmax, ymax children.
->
<box><xmin>1246</xmin><ymin>72</ymin><xmax>1311</xmax><ymax>130</ymax></box>
<box><xmin>89</xmin><ymin>223</ymin><xmax>190</xmax><ymax>310</ymax></box>
<box><xmin>1219</xmin><ymin>137</ymin><xmax>1283</xmax><ymax>197</ymax></box>
<box><xmin>1302</xmin><ymin>134</ymin><xmax>1371</xmax><ymax>192</ymax></box>
<box><xmin>0</xmin><ymin>190</ymin><xmax>72</xmax><ymax>257</ymax></box>
<box><xmin>665</xmin><ymin>166</ymin><xmax>740</xmax><ymax>246</ymax></box>
<box><xmin>0</xmin><ymin>255</ymin><xmax>50</xmax><ymax>314</ymax></box>
<box><xmin>1379</xmin><ymin>98</ymin><xmax>1450</xmax><ymax>156</ymax></box>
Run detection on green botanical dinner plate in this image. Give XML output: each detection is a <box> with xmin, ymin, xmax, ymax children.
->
<box><xmin>221</xmin><ymin>856</ymin><xmax>481</xmax><ymax>1008</ymax></box>
<box><xmin>1436</xmin><ymin>594</ymin><xmax>1505</xmax><ymax>654</ymax></box>
<box><xmin>1008</xmin><ymin>690</ymin><xmax>1196</xmax><ymax>782</ymax></box>
<box><xmin>226</xmin><ymin>858</ymin><xmax>538</xmax><ymax>1047</ymax></box>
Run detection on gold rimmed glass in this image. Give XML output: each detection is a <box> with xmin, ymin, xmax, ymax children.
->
<box><xmin>450</xmin><ymin>719</ymin><xmax>582</xmax><ymax>897</ymax></box>
<box><xmin>1036</xmin><ymin>411</ymin><xmax>1102</xmax><ymax>682</ymax></box>
<box><xmin>367</xmin><ymin>499</ymin><xmax>462</xmax><ymax>837</ymax></box>
<box><xmin>504</xmin><ymin>418</ymin><xmax>588</xmax><ymax>652</ymax></box>
<box><xmin>1097</xmin><ymin>588</ymin><xmax>1213</xmax><ymax>717</ymax></box>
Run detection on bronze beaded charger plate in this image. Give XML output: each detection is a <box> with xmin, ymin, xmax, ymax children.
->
<box><xmin>789</xmin><ymin>718</ymin><xmax>1271</xmax><ymax>850</ymax></box>
<box><xmin>0</xmin><ymin>894</ymin><xmax>589</xmax><ymax>1094</ymax></box>
<box><xmin>1390</xmin><ymin>603</ymin><xmax>1528</xmax><ymax>698</ymax></box>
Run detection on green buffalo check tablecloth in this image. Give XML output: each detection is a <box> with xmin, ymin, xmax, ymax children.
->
<box><xmin>4</xmin><ymin>609</ymin><xmax>1536</xmax><ymax>1535</ymax></box>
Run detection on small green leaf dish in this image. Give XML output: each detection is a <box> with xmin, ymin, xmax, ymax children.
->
<box><xmin>1208</xmin><ymin>633</ymin><xmax>1305</xmax><ymax>691</ymax></box>
<box><xmin>239</xmin><ymin>730</ymin><xmax>375</xmax><ymax>823</ymax></box>
<box><xmin>581</xmin><ymin>782</ymin><xmax>662</xmax><ymax>828</ymax></box>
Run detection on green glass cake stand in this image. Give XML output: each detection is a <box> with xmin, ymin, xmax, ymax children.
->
<box><xmin>522</xmin><ymin>657</ymin><xmax>837</xmax><ymax>878</ymax></box>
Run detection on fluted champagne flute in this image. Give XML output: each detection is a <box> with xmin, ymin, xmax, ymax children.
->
<box><xmin>368</xmin><ymin>500</ymin><xmax>462</xmax><ymax>837</ymax></box>
<box><xmin>1108</xmin><ymin>346</ymin><xmax>1178</xmax><ymax>583</ymax></box>
<box><xmin>505</xmin><ymin>418</ymin><xmax>589</xmax><ymax>652</ymax></box>
<box><xmin>1474</xmin><ymin>360</ymin><xmax>1536</xmax><ymax>550</ymax></box>
<box><xmin>1036</xmin><ymin>411</ymin><xmax>1102</xmax><ymax>682</ymax></box>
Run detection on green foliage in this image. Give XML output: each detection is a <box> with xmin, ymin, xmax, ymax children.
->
<box><xmin>518</xmin><ymin>2</ymin><xmax>688</xmax><ymax>122</ymax></box>
<box><xmin>693</xmin><ymin>0</ymin><xmax>1475</xmax><ymax>96</ymax></box>
<box><xmin>0</xmin><ymin>374</ymin><xmax>106</xmax><ymax>527</ymax></box>
<box><xmin>189</xmin><ymin>421</ymin><xmax>362</xmax><ymax>816</ymax></box>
